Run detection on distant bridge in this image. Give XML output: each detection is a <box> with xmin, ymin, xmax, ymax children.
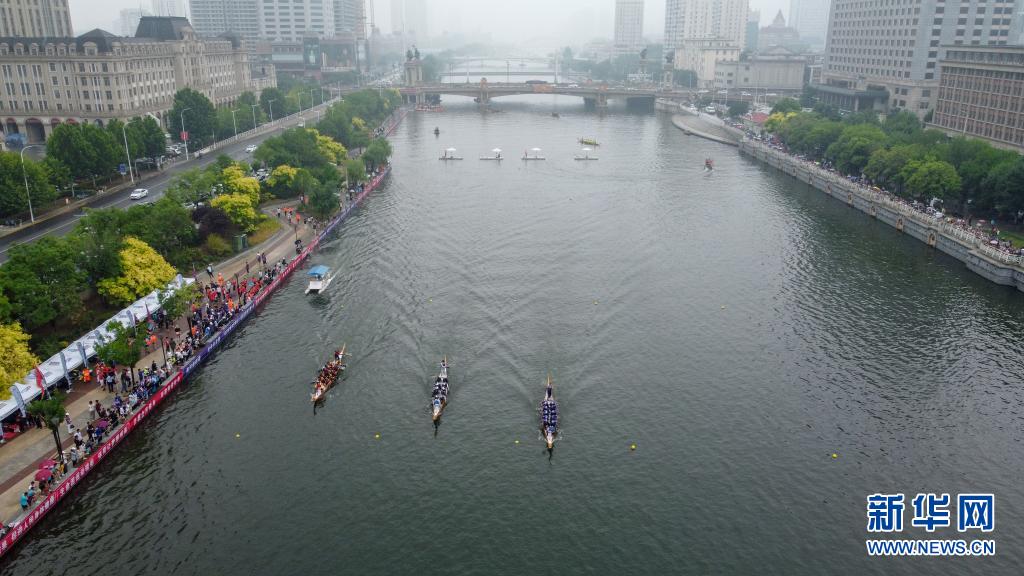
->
<box><xmin>440</xmin><ymin>70</ymin><xmax>555</xmax><ymax>77</ymax></box>
<box><xmin>400</xmin><ymin>82</ymin><xmax>695</xmax><ymax>108</ymax></box>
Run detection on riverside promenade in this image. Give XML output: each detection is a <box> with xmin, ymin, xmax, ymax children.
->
<box><xmin>0</xmin><ymin>108</ymin><xmax>406</xmax><ymax>557</ymax></box>
<box><xmin>0</xmin><ymin>200</ymin><xmax>316</xmax><ymax>527</ymax></box>
<box><xmin>740</xmin><ymin>139</ymin><xmax>1024</xmax><ymax>292</ymax></box>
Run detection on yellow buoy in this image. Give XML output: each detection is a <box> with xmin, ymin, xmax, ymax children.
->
<box><xmin>235</xmin><ymin>433</ymin><xmax>240</xmax><ymax>438</ymax></box>
<box><xmin>375</xmin><ymin>433</ymin><xmax>381</xmax><ymax>439</ymax></box>
<box><xmin>514</xmin><ymin>440</ymin><xmax>520</xmax><ymax>444</ymax></box>
<box><xmin>721</xmin><ymin>305</ymin><xmax>726</xmax><ymax>309</ymax></box>
<box><xmin>831</xmin><ymin>453</ymin><xmax>838</xmax><ymax>459</ymax></box>
<box><xmin>630</xmin><ymin>444</ymin><xmax>637</xmax><ymax>451</ymax></box>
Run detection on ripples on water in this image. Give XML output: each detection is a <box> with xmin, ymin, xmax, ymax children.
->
<box><xmin>5</xmin><ymin>97</ymin><xmax>1024</xmax><ymax>575</ymax></box>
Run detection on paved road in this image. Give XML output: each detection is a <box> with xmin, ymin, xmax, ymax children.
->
<box><xmin>0</xmin><ymin>100</ymin><xmax>334</xmax><ymax>263</ymax></box>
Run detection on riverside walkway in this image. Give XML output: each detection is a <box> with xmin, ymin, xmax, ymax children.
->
<box><xmin>0</xmin><ymin>107</ymin><xmax>407</xmax><ymax>554</ymax></box>
<box><xmin>740</xmin><ymin>139</ymin><xmax>1024</xmax><ymax>291</ymax></box>
<box><xmin>0</xmin><ymin>199</ymin><xmax>317</xmax><ymax>528</ymax></box>
<box><xmin>671</xmin><ymin>113</ymin><xmax>740</xmax><ymax>146</ymax></box>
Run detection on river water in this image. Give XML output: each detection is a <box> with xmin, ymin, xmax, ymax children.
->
<box><xmin>5</xmin><ymin>96</ymin><xmax>1024</xmax><ymax>575</ymax></box>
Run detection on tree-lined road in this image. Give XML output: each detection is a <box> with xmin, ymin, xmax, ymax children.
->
<box><xmin>0</xmin><ymin>100</ymin><xmax>336</xmax><ymax>264</ymax></box>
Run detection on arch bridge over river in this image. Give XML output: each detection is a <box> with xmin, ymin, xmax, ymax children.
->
<box><xmin>399</xmin><ymin>82</ymin><xmax>696</xmax><ymax>108</ymax></box>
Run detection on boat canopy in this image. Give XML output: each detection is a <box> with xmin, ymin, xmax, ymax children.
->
<box><xmin>308</xmin><ymin>265</ymin><xmax>330</xmax><ymax>278</ymax></box>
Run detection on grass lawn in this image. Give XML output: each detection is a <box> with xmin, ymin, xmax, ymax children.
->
<box><xmin>248</xmin><ymin>217</ymin><xmax>281</xmax><ymax>246</ymax></box>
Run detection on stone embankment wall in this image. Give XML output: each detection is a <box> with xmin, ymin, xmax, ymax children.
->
<box><xmin>740</xmin><ymin>140</ymin><xmax>1024</xmax><ymax>292</ymax></box>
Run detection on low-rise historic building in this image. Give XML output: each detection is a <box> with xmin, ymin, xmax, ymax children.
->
<box><xmin>0</xmin><ymin>16</ymin><xmax>274</xmax><ymax>144</ymax></box>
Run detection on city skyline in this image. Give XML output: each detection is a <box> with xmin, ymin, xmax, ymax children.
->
<box><xmin>68</xmin><ymin>0</ymin><xmax>795</xmax><ymax>43</ymax></box>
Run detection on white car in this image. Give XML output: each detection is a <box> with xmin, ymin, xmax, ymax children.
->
<box><xmin>129</xmin><ymin>188</ymin><xmax>149</xmax><ymax>200</ymax></box>
<box><xmin>245</xmin><ymin>145</ymin><xmax>258</xmax><ymax>153</ymax></box>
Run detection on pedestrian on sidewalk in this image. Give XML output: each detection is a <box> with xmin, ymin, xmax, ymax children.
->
<box><xmin>87</xmin><ymin>400</ymin><xmax>96</xmax><ymax>422</ymax></box>
<box><xmin>206</xmin><ymin>264</ymin><xmax>214</xmax><ymax>280</ymax></box>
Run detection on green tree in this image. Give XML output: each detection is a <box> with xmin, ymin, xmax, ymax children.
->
<box><xmin>345</xmin><ymin>158</ymin><xmax>366</xmax><ymax>186</ymax></box>
<box><xmin>27</xmin><ymin>392</ymin><xmax>67</xmax><ymax>461</ymax></box>
<box><xmin>901</xmin><ymin>159</ymin><xmax>962</xmax><ymax>202</ymax></box>
<box><xmin>980</xmin><ymin>158</ymin><xmax>1024</xmax><ymax>214</ymax></box>
<box><xmin>306</xmin><ymin>180</ymin><xmax>339</xmax><ymax>218</ymax></box>
<box><xmin>0</xmin><ymin>237</ymin><xmax>86</xmax><ymax>332</ymax></box>
<box><xmin>120</xmin><ymin>198</ymin><xmax>198</xmax><ymax>266</ymax></box>
<box><xmin>165</xmin><ymin>167</ymin><xmax>221</xmax><ymax>205</ymax></box>
<box><xmin>0</xmin><ymin>322</ymin><xmax>39</xmax><ymax>401</ymax></box>
<box><xmin>825</xmin><ymin>124</ymin><xmax>886</xmax><ymax>175</ymax></box>
<box><xmin>72</xmin><ymin>208</ymin><xmax>125</xmax><ymax>282</ymax></box>
<box><xmin>260</xmin><ymin>87</ymin><xmax>294</xmax><ymax>118</ymax></box>
<box><xmin>0</xmin><ymin>151</ymin><xmax>52</xmax><ymax>218</ymax></box>
<box><xmin>882</xmin><ymin>110</ymin><xmax>922</xmax><ymax>142</ymax></box>
<box><xmin>94</xmin><ymin>320</ymin><xmax>144</xmax><ymax>368</ymax></box>
<box><xmin>47</xmin><ymin>123</ymin><xmax>119</xmax><ymax>181</ymax></box>
<box><xmin>362</xmin><ymin>138</ymin><xmax>392</xmax><ymax>172</ymax></box>
<box><xmin>158</xmin><ymin>284</ymin><xmax>199</xmax><ymax>331</ymax></box>
<box><xmin>130</xmin><ymin>116</ymin><xmax>167</xmax><ymax>158</ymax></box>
<box><xmin>169</xmin><ymin>88</ymin><xmax>217</xmax><ymax>149</ymax></box>
<box><xmin>864</xmin><ymin>145</ymin><xmax>920</xmax><ymax>194</ymax></box>
<box><xmin>771</xmin><ymin>98</ymin><xmax>801</xmax><ymax>114</ymax></box>
<box><xmin>727</xmin><ymin>101</ymin><xmax>750</xmax><ymax>118</ymax></box>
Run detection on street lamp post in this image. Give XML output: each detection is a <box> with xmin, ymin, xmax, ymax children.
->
<box><xmin>310</xmin><ymin>88</ymin><xmax>316</xmax><ymax>110</ymax></box>
<box><xmin>180</xmin><ymin>108</ymin><xmax>192</xmax><ymax>161</ymax></box>
<box><xmin>50</xmin><ymin>416</ymin><xmax>65</xmax><ymax>464</ymax></box>
<box><xmin>251</xmin><ymin>103</ymin><xmax>259</xmax><ymax>129</ymax></box>
<box><xmin>19</xmin><ymin>144</ymin><xmax>44</xmax><ymax>222</ymax></box>
<box><xmin>230</xmin><ymin>109</ymin><xmax>239</xmax><ymax>140</ymax></box>
<box><xmin>267</xmin><ymin>99</ymin><xmax>276</xmax><ymax>123</ymax></box>
<box><xmin>120</xmin><ymin>123</ymin><xmax>135</xmax><ymax>184</ymax></box>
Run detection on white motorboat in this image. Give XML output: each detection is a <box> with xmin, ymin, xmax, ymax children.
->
<box><xmin>305</xmin><ymin>265</ymin><xmax>333</xmax><ymax>295</ymax></box>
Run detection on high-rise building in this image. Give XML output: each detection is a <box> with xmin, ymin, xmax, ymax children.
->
<box><xmin>614</xmin><ymin>0</ymin><xmax>644</xmax><ymax>54</ymax></box>
<box><xmin>118</xmin><ymin>9</ymin><xmax>151</xmax><ymax>37</ymax></box>
<box><xmin>819</xmin><ymin>0</ymin><xmax>1024</xmax><ymax>118</ymax></box>
<box><xmin>664</xmin><ymin>0</ymin><xmax>748</xmax><ymax>53</ymax></box>
<box><xmin>931</xmin><ymin>45</ymin><xmax>1024</xmax><ymax>152</ymax></box>
<box><xmin>391</xmin><ymin>0</ymin><xmax>428</xmax><ymax>40</ymax></box>
<box><xmin>745</xmin><ymin>10</ymin><xmax>760</xmax><ymax>53</ymax></box>
<box><xmin>0</xmin><ymin>0</ymin><xmax>73</xmax><ymax>37</ymax></box>
<box><xmin>259</xmin><ymin>0</ymin><xmax>336</xmax><ymax>42</ymax></box>
<box><xmin>0</xmin><ymin>17</ymin><xmax>273</xmax><ymax>145</ymax></box>
<box><xmin>151</xmin><ymin>0</ymin><xmax>187</xmax><ymax>18</ymax></box>
<box><xmin>334</xmin><ymin>0</ymin><xmax>366</xmax><ymax>40</ymax></box>
<box><xmin>788</xmin><ymin>0</ymin><xmax>829</xmax><ymax>49</ymax></box>
<box><xmin>188</xmin><ymin>0</ymin><xmax>260</xmax><ymax>43</ymax></box>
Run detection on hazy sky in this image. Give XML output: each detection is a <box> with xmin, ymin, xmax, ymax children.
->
<box><xmin>72</xmin><ymin>0</ymin><xmax>794</xmax><ymax>43</ymax></box>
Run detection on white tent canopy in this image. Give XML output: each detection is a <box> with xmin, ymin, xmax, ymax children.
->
<box><xmin>0</xmin><ymin>275</ymin><xmax>194</xmax><ymax>421</ymax></box>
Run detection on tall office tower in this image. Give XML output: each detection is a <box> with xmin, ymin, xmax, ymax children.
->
<box><xmin>0</xmin><ymin>0</ymin><xmax>73</xmax><ymax>37</ymax></box>
<box><xmin>151</xmin><ymin>0</ymin><xmax>187</xmax><ymax>18</ymax></box>
<box><xmin>745</xmin><ymin>9</ymin><xmax>760</xmax><ymax>52</ymax></box>
<box><xmin>614</xmin><ymin>0</ymin><xmax>645</xmax><ymax>54</ymax></box>
<box><xmin>334</xmin><ymin>0</ymin><xmax>366</xmax><ymax>39</ymax></box>
<box><xmin>259</xmin><ymin>0</ymin><xmax>336</xmax><ymax>42</ymax></box>
<box><xmin>664</xmin><ymin>0</ymin><xmax>749</xmax><ymax>53</ymax></box>
<box><xmin>188</xmin><ymin>0</ymin><xmax>260</xmax><ymax>43</ymax></box>
<box><xmin>820</xmin><ymin>0</ymin><xmax>1024</xmax><ymax>118</ymax></box>
<box><xmin>390</xmin><ymin>0</ymin><xmax>428</xmax><ymax>40</ymax></box>
<box><xmin>118</xmin><ymin>8</ymin><xmax>151</xmax><ymax>37</ymax></box>
<box><xmin>788</xmin><ymin>0</ymin><xmax>829</xmax><ymax>48</ymax></box>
